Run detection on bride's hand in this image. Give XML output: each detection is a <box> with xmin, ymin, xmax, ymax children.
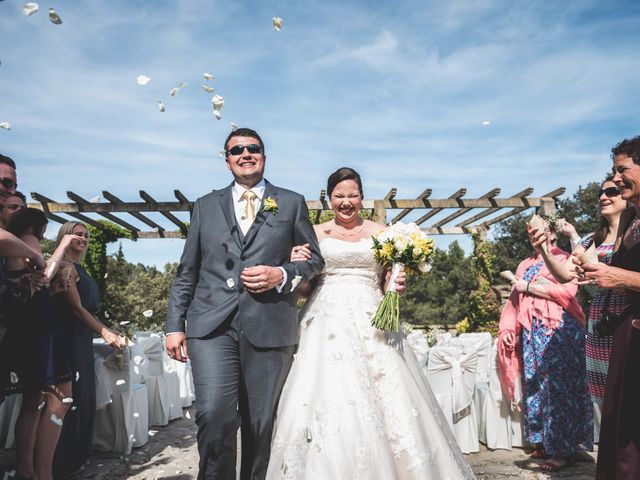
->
<box><xmin>291</xmin><ymin>243</ymin><xmax>311</xmax><ymax>262</ymax></box>
<box><xmin>385</xmin><ymin>270</ymin><xmax>407</xmax><ymax>296</ymax></box>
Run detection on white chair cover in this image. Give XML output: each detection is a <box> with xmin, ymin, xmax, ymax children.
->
<box><xmin>479</xmin><ymin>338</ymin><xmax>526</xmax><ymax>450</ymax></box>
<box><xmin>0</xmin><ymin>393</ymin><xmax>22</xmax><ymax>449</ymax></box>
<box><xmin>159</xmin><ymin>334</ymin><xmax>190</xmax><ymax>416</ymax></box>
<box><xmin>449</xmin><ymin>332</ymin><xmax>492</xmax><ymax>383</ymax></box>
<box><xmin>136</xmin><ymin>334</ymin><xmax>180</xmax><ymax>425</ymax></box>
<box><xmin>426</xmin><ymin>345</ymin><xmax>480</xmax><ymax>453</ymax></box>
<box><xmin>94</xmin><ymin>355</ymin><xmax>114</xmax><ymax>410</ymax></box>
<box><xmin>92</xmin><ymin>342</ymin><xmax>149</xmax><ymax>454</ymax></box>
<box><xmin>405</xmin><ymin>330</ymin><xmax>430</xmax><ymax>370</ymax></box>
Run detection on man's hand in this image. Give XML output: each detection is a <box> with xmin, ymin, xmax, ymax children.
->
<box><xmin>241</xmin><ymin>265</ymin><xmax>284</xmax><ymax>293</ymax></box>
<box><xmin>576</xmin><ymin>261</ymin><xmax>624</xmax><ymax>289</ymax></box>
<box><xmin>166</xmin><ymin>333</ymin><xmax>188</xmax><ymax>363</ymax></box>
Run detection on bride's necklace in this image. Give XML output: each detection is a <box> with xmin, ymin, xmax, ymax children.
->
<box><xmin>333</xmin><ymin>219</ymin><xmax>365</xmax><ymax>237</ymax></box>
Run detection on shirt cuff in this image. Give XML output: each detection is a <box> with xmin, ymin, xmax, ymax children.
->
<box><xmin>276</xmin><ymin>267</ymin><xmax>288</xmax><ymax>293</ymax></box>
<box><xmin>165</xmin><ymin>332</ymin><xmax>184</xmax><ymax>336</ymax></box>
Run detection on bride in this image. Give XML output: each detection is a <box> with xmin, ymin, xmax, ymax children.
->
<box><xmin>266</xmin><ymin>168</ymin><xmax>475</xmax><ymax>479</ymax></box>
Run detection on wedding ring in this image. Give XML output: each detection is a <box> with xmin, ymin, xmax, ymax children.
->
<box><xmin>258</xmin><ymin>282</ymin><xmax>263</xmax><ymax>289</ymax></box>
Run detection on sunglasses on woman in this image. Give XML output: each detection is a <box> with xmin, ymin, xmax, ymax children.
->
<box><xmin>226</xmin><ymin>144</ymin><xmax>262</xmax><ymax>156</ymax></box>
<box><xmin>598</xmin><ymin>187</ymin><xmax>620</xmax><ymax>197</ymax></box>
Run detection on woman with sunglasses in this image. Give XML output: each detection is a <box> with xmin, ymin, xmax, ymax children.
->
<box><xmin>529</xmin><ymin>178</ymin><xmax>626</xmax><ymax>441</ymax></box>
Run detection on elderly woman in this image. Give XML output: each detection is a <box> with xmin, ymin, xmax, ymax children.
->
<box><xmin>576</xmin><ymin>135</ymin><xmax>640</xmax><ymax>479</ymax></box>
<box><xmin>498</xmin><ymin>220</ymin><xmax>592</xmax><ymax>472</ymax></box>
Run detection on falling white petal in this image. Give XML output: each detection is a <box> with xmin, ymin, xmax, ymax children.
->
<box><xmin>0</xmin><ymin>122</ymin><xmax>11</xmax><ymax>130</ymax></box>
<box><xmin>23</xmin><ymin>3</ymin><xmax>39</xmax><ymax>17</ymax></box>
<box><xmin>133</xmin><ymin>365</ymin><xmax>140</xmax><ymax>375</ymax></box>
<box><xmin>203</xmin><ymin>72</ymin><xmax>214</xmax><ymax>80</ymax></box>
<box><xmin>38</xmin><ymin>401</ymin><xmax>45</xmax><ymax>410</ymax></box>
<box><xmin>211</xmin><ymin>95</ymin><xmax>224</xmax><ymax>110</ymax></box>
<box><xmin>137</xmin><ymin>75</ymin><xmax>151</xmax><ymax>86</ymax></box>
<box><xmin>89</xmin><ymin>195</ymin><xmax>100</xmax><ymax>203</ymax></box>
<box><xmin>142</xmin><ymin>309</ymin><xmax>153</xmax><ymax>318</ymax></box>
<box><xmin>104</xmin><ymin>311</ymin><xmax>110</xmax><ymax>318</ymax></box>
<box><xmin>158</xmin><ymin>101</ymin><xmax>165</xmax><ymax>112</ymax></box>
<box><xmin>133</xmin><ymin>355</ymin><xmax>145</xmax><ymax>365</ymax></box>
<box><xmin>116</xmin><ymin>379</ymin><xmax>126</xmax><ymax>386</ymax></box>
<box><xmin>230</xmin><ymin>122</ymin><xmax>239</xmax><ymax>131</ymax></box>
<box><xmin>201</xmin><ymin>85</ymin><xmax>215</xmax><ymax>93</ymax></box>
<box><xmin>71</xmin><ymin>406</ymin><xmax>77</xmax><ymax>411</ymax></box>
<box><xmin>48</xmin><ymin>7</ymin><xmax>62</xmax><ymax>24</ymax></box>
<box><xmin>272</xmin><ymin>16</ymin><xmax>283</xmax><ymax>31</ymax></box>
<box><xmin>133</xmin><ymin>412</ymin><xmax>139</xmax><ymax>418</ymax></box>
<box><xmin>62</xmin><ymin>397</ymin><xmax>73</xmax><ymax>404</ymax></box>
<box><xmin>75</xmin><ymin>371</ymin><xmax>80</xmax><ymax>381</ymax></box>
<box><xmin>104</xmin><ymin>272</ymin><xmax>108</xmax><ymax>279</ymax></box>
<box><xmin>213</xmin><ymin>110</ymin><xmax>222</xmax><ymax>120</ymax></box>
<box><xmin>148</xmin><ymin>429</ymin><xmax>158</xmax><ymax>436</ymax></box>
<box><xmin>50</xmin><ymin>414</ymin><xmax>63</xmax><ymax>426</ymax></box>
<box><xmin>185</xmin><ymin>410</ymin><xmax>191</xmax><ymax>419</ymax></box>
<box><xmin>481</xmin><ymin>120</ymin><xmax>491</xmax><ymax>126</ymax></box>
<box><xmin>178</xmin><ymin>82</ymin><xmax>187</xmax><ymax>88</ymax></box>
<box><xmin>119</xmin><ymin>321</ymin><xmax>130</xmax><ymax>326</ymax></box>
<box><xmin>219</xmin><ymin>149</ymin><xmax>225</xmax><ymax>158</ymax></box>
<box><xmin>10</xmin><ymin>372</ymin><xmax>18</xmax><ymax>384</ymax></box>
<box><xmin>169</xmin><ymin>88</ymin><xmax>179</xmax><ymax>97</ymax></box>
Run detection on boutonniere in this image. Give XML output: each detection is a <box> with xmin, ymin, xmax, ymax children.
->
<box><xmin>262</xmin><ymin>196</ymin><xmax>278</xmax><ymax>214</ymax></box>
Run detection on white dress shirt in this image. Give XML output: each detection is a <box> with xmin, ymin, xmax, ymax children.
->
<box><xmin>232</xmin><ymin>180</ymin><xmax>266</xmax><ymax>235</ymax></box>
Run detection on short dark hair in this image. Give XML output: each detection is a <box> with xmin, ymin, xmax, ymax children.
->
<box><xmin>612</xmin><ymin>135</ymin><xmax>640</xmax><ymax>165</ymax></box>
<box><xmin>223</xmin><ymin>128</ymin><xmax>265</xmax><ymax>156</ymax></box>
<box><xmin>327</xmin><ymin>167</ymin><xmax>363</xmax><ymax>198</ymax></box>
<box><xmin>0</xmin><ymin>154</ymin><xmax>16</xmax><ymax>169</ymax></box>
<box><xmin>10</xmin><ymin>191</ymin><xmax>26</xmax><ymax>203</ymax></box>
<box><xmin>8</xmin><ymin>207</ymin><xmax>48</xmax><ymax>239</ymax></box>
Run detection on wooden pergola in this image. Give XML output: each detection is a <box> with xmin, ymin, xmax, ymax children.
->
<box><xmin>27</xmin><ymin>187</ymin><xmax>565</xmax><ymax>239</ymax></box>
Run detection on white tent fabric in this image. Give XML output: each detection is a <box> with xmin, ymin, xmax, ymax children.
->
<box><xmin>426</xmin><ymin>345</ymin><xmax>480</xmax><ymax>453</ymax></box>
<box><xmin>92</xmin><ymin>342</ymin><xmax>149</xmax><ymax>454</ymax></box>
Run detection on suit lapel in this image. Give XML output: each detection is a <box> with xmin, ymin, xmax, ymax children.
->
<box><xmin>242</xmin><ymin>181</ymin><xmax>276</xmax><ymax>250</ymax></box>
<box><xmin>219</xmin><ymin>184</ymin><xmax>242</xmax><ymax>249</ymax></box>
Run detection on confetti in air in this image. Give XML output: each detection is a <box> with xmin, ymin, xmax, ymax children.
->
<box><xmin>115</xmin><ymin>379</ymin><xmax>126</xmax><ymax>386</ymax></box>
<box><xmin>203</xmin><ymin>72</ymin><xmax>214</xmax><ymax>81</ymax></box>
<box><xmin>62</xmin><ymin>397</ymin><xmax>73</xmax><ymax>404</ymax></box>
<box><xmin>10</xmin><ymin>372</ymin><xmax>18</xmax><ymax>384</ymax></box>
<box><xmin>158</xmin><ymin>101</ymin><xmax>165</xmax><ymax>112</ymax></box>
<box><xmin>89</xmin><ymin>195</ymin><xmax>100</xmax><ymax>203</ymax></box>
<box><xmin>142</xmin><ymin>309</ymin><xmax>153</xmax><ymax>317</ymax></box>
<box><xmin>120</xmin><ymin>321</ymin><xmax>130</xmax><ymax>326</ymax></box>
<box><xmin>0</xmin><ymin>122</ymin><xmax>11</xmax><ymax>130</ymax></box>
<box><xmin>50</xmin><ymin>414</ymin><xmax>63</xmax><ymax>426</ymax></box>
<box><xmin>272</xmin><ymin>17</ymin><xmax>283</xmax><ymax>31</ymax></box>
<box><xmin>136</xmin><ymin>75</ymin><xmax>151</xmax><ymax>86</ymax></box>
<box><xmin>48</xmin><ymin>7</ymin><xmax>62</xmax><ymax>24</ymax></box>
<box><xmin>481</xmin><ymin>120</ymin><xmax>491</xmax><ymax>126</ymax></box>
<box><xmin>230</xmin><ymin>122</ymin><xmax>239</xmax><ymax>131</ymax></box>
<box><xmin>201</xmin><ymin>85</ymin><xmax>215</xmax><ymax>93</ymax></box>
<box><xmin>211</xmin><ymin>95</ymin><xmax>224</xmax><ymax>120</ymax></box>
<box><xmin>23</xmin><ymin>3</ymin><xmax>39</xmax><ymax>17</ymax></box>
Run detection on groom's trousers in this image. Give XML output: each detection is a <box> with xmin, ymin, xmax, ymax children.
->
<box><xmin>188</xmin><ymin>314</ymin><xmax>295</xmax><ymax>480</ymax></box>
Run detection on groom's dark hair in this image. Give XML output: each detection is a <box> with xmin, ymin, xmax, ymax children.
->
<box><xmin>612</xmin><ymin>135</ymin><xmax>640</xmax><ymax>165</ymax></box>
<box><xmin>327</xmin><ymin>167</ymin><xmax>363</xmax><ymax>198</ymax></box>
<box><xmin>223</xmin><ymin>128</ymin><xmax>265</xmax><ymax>156</ymax></box>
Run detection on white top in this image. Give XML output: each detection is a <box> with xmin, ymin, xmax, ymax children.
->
<box><xmin>232</xmin><ymin>179</ymin><xmax>266</xmax><ymax>234</ymax></box>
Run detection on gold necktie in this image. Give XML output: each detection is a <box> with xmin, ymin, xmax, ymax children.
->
<box><xmin>241</xmin><ymin>190</ymin><xmax>258</xmax><ymax>224</ymax></box>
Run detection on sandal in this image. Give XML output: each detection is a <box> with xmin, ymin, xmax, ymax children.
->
<box><xmin>539</xmin><ymin>456</ymin><xmax>575</xmax><ymax>472</ymax></box>
<box><xmin>529</xmin><ymin>448</ymin><xmax>549</xmax><ymax>459</ymax></box>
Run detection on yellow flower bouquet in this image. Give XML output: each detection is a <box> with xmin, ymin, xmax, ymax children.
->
<box><xmin>371</xmin><ymin>222</ymin><xmax>435</xmax><ymax>331</ymax></box>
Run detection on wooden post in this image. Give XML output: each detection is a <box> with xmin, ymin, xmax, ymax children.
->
<box><xmin>372</xmin><ymin>200</ymin><xmax>387</xmax><ymax>224</ymax></box>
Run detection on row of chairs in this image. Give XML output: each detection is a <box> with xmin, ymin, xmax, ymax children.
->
<box><xmin>407</xmin><ymin>331</ymin><xmax>525</xmax><ymax>454</ymax></box>
<box><xmin>0</xmin><ymin>332</ymin><xmax>196</xmax><ymax>455</ymax></box>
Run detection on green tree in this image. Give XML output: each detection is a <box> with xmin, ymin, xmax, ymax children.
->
<box><xmin>402</xmin><ymin>241</ymin><xmax>476</xmax><ymax>326</ymax></box>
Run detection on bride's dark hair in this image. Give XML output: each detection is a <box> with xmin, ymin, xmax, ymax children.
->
<box><xmin>327</xmin><ymin>167</ymin><xmax>363</xmax><ymax>198</ymax></box>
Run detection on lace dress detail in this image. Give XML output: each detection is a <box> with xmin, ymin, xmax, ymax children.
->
<box><xmin>266</xmin><ymin>237</ymin><xmax>475</xmax><ymax>479</ymax></box>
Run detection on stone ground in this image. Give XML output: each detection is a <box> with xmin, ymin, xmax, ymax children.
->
<box><xmin>0</xmin><ymin>406</ymin><xmax>597</xmax><ymax>479</ymax></box>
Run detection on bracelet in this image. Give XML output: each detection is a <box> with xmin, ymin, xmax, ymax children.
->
<box><xmin>526</xmin><ymin>281</ymin><xmax>531</xmax><ymax>294</ymax></box>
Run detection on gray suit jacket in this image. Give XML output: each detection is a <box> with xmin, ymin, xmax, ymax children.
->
<box><xmin>165</xmin><ymin>180</ymin><xmax>324</xmax><ymax>348</ymax></box>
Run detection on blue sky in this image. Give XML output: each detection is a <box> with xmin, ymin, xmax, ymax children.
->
<box><xmin>1</xmin><ymin>0</ymin><xmax>640</xmax><ymax>266</ymax></box>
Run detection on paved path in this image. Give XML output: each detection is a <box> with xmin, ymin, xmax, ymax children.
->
<box><xmin>0</xmin><ymin>407</ymin><xmax>597</xmax><ymax>479</ymax></box>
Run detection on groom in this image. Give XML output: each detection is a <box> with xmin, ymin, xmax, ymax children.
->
<box><xmin>165</xmin><ymin>128</ymin><xmax>324</xmax><ymax>480</ymax></box>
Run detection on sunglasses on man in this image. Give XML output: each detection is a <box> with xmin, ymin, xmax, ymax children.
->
<box><xmin>0</xmin><ymin>178</ymin><xmax>17</xmax><ymax>190</ymax></box>
<box><xmin>597</xmin><ymin>187</ymin><xmax>620</xmax><ymax>197</ymax></box>
<box><xmin>226</xmin><ymin>144</ymin><xmax>262</xmax><ymax>156</ymax></box>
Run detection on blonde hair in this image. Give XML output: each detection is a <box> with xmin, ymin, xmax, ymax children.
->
<box><xmin>56</xmin><ymin>221</ymin><xmax>89</xmax><ymax>262</ymax></box>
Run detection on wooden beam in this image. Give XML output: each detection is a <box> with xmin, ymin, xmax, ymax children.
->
<box><xmin>313</xmin><ymin>189</ymin><xmax>327</xmax><ymax>225</ymax></box>
<box><xmin>432</xmin><ymin>188</ymin><xmax>500</xmax><ymax>228</ymax></box>
<box><xmin>136</xmin><ymin>230</ymin><xmax>185</xmax><ymax>239</ymax></box>
<box><xmin>67</xmin><ymin>191</ymin><xmax>140</xmax><ymax>234</ymax></box>
<box><xmin>456</xmin><ymin>188</ymin><xmax>534</xmax><ymax>227</ymax></box>
<box><xmin>32</xmin><ymin>192</ymin><xmax>103</xmax><ymax>228</ymax></box>
<box><xmin>391</xmin><ymin>188</ymin><xmax>432</xmax><ymax>224</ymax></box>
<box><xmin>482</xmin><ymin>188</ymin><xmax>563</xmax><ymax>228</ymax></box>
<box><xmin>415</xmin><ymin>188</ymin><xmax>466</xmax><ymax>225</ymax></box>
<box><xmin>103</xmin><ymin>191</ymin><xmax>165</xmax><ymax>237</ymax></box>
<box><xmin>421</xmin><ymin>226</ymin><xmax>478</xmax><ymax>235</ymax></box>
<box><xmin>140</xmin><ymin>190</ymin><xmax>188</xmax><ymax>235</ymax></box>
<box><xmin>29</xmin><ymin>193</ymin><xmax>68</xmax><ymax>224</ymax></box>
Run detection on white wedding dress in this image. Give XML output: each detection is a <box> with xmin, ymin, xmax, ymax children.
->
<box><xmin>267</xmin><ymin>237</ymin><xmax>475</xmax><ymax>480</ymax></box>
